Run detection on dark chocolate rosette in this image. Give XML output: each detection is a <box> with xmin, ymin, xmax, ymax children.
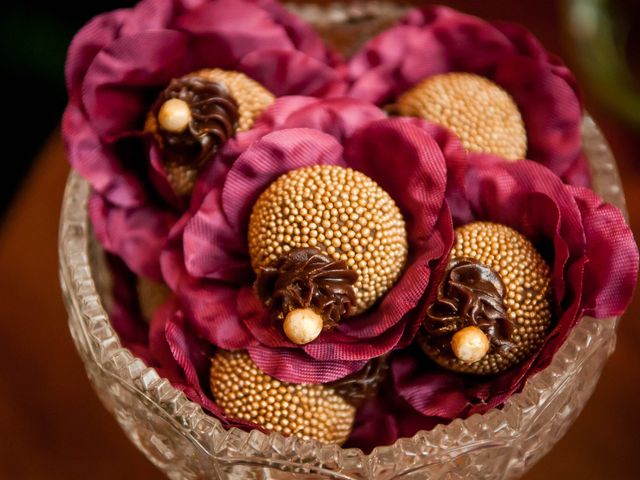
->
<box><xmin>347</xmin><ymin>5</ymin><xmax>589</xmax><ymax>186</ymax></box>
<box><xmin>63</xmin><ymin>0</ymin><xmax>346</xmax><ymax>282</ymax></box>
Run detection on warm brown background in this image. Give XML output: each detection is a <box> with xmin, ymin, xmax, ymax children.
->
<box><xmin>1</xmin><ymin>1</ymin><xmax>638</xmax><ymax>479</ymax></box>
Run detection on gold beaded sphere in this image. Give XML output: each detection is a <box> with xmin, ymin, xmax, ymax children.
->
<box><xmin>145</xmin><ymin>69</ymin><xmax>274</xmax><ymax>196</ymax></box>
<box><xmin>393</xmin><ymin>73</ymin><xmax>527</xmax><ymax>161</ymax></box>
<box><xmin>420</xmin><ymin>222</ymin><xmax>552</xmax><ymax>375</ymax></box>
<box><xmin>248</xmin><ymin>165</ymin><xmax>408</xmax><ymax>313</ymax></box>
<box><xmin>210</xmin><ymin>350</ymin><xmax>355</xmax><ymax>445</ymax></box>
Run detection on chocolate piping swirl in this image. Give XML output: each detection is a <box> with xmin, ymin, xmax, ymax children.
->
<box><xmin>425</xmin><ymin>258</ymin><xmax>514</xmax><ymax>353</ymax></box>
<box><xmin>255</xmin><ymin>247</ymin><xmax>358</xmax><ymax>328</ymax></box>
<box><xmin>152</xmin><ymin>76</ymin><xmax>239</xmax><ymax>168</ymax></box>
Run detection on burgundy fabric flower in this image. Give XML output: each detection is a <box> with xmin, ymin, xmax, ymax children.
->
<box><xmin>62</xmin><ymin>0</ymin><xmax>345</xmax><ymax>280</ymax></box>
<box><xmin>347</xmin><ymin>5</ymin><xmax>589</xmax><ymax>187</ymax></box>
<box><xmin>160</xmin><ymin>97</ymin><xmax>461</xmax><ymax>383</ymax></box>
<box><xmin>392</xmin><ymin>154</ymin><xmax>638</xmax><ymax>424</ymax></box>
<box><xmin>345</xmin><ymin>364</ymin><xmax>443</xmax><ymax>453</ymax></box>
<box><xmin>148</xmin><ymin>294</ymin><xmax>263</xmax><ymax>430</ymax></box>
<box><xmin>105</xmin><ymin>252</ymin><xmax>261</xmax><ymax>431</ymax></box>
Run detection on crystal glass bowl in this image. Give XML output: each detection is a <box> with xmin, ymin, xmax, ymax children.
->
<box><xmin>58</xmin><ymin>3</ymin><xmax>628</xmax><ymax>479</ymax></box>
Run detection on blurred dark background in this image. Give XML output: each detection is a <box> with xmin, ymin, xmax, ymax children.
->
<box><xmin>0</xmin><ymin>1</ymin><xmax>639</xmax><ymax>479</ymax></box>
<box><xmin>0</xmin><ymin>1</ymin><xmax>131</xmax><ymax>219</ymax></box>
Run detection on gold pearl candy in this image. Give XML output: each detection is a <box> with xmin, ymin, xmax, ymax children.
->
<box><xmin>283</xmin><ymin>308</ymin><xmax>324</xmax><ymax>345</ymax></box>
<box><xmin>248</xmin><ymin>165</ymin><xmax>408</xmax><ymax>313</ymax></box>
<box><xmin>393</xmin><ymin>73</ymin><xmax>527</xmax><ymax>161</ymax></box>
<box><xmin>210</xmin><ymin>350</ymin><xmax>355</xmax><ymax>445</ymax></box>
<box><xmin>451</xmin><ymin>326</ymin><xmax>490</xmax><ymax>364</ymax></box>
<box><xmin>145</xmin><ymin>69</ymin><xmax>275</xmax><ymax>196</ymax></box>
<box><xmin>421</xmin><ymin>222</ymin><xmax>552</xmax><ymax>375</ymax></box>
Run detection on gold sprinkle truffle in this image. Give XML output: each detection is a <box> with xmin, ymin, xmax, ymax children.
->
<box><xmin>393</xmin><ymin>72</ymin><xmax>527</xmax><ymax>161</ymax></box>
<box><xmin>210</xmin><ymin>350</ymin><xmax>355</xmax><ymax>445</ymax></box>
<box><xmin>248</xmin><ymin>165</ymin><xmax>408</xmax><ymax>313</ymax></box>
<box><xmin>145</xmin><ymin>69</ymin><xmax>274</xmax><ymax>196</ymax></box>
<box><xmin>420</xmin><ymin>222</ymin><xmax>552</xmax><ymax>375</ymax></box>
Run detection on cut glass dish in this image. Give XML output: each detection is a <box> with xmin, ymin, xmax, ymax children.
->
<box><xmin>58</xmin><ymin>2</ymin><xmax>628</xmax><ymax>478</ymax></box>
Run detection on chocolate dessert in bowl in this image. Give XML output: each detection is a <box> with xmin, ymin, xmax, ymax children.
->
<box><xmin>60</xmin><ymin>1</ymin><xmax>637</xmax><ymax>478</ymax></box>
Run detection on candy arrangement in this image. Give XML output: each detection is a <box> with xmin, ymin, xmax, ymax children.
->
<box><xmin>63</xmin><ymin>0</ymin><xmax>638</xmax><ymax>451</ymax></box>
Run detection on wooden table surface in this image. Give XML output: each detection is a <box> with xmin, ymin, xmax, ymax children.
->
<box><xmin>1</xmin><ymin>2</ymin><xmax>639</xmax><ymax>479</ymax></box>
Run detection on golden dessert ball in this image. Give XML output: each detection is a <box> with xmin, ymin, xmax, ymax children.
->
<box><xmin>394</xmin><ymin>72</ymin><xmax>527</xmax><ymax>161</ymax></box>
<box><xmin>421</xmin><ymin>222</ymin><xmax>552</xmax><ymax>375</ymax></box>
<box><xmin>145</xmin><ymin>69</ymin><xmax>274</xmax><ymax>196</ymax></box>
<box><xmin>210</xmin><ymin>350</ymin><xmax>355</xmax><ymax>445</ymax></box>
<box><xmin>248</xmin><ymin>165</ymin><xmax>408</xmax><ymax>313</ymax></box>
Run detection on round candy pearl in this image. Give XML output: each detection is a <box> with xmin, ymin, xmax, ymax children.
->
<box><xmin>283</xmin><ymin>308</ymin><xmax>324</xmax><ymax>345</ymax></box>
<box><xmin>450</xmin><ymin>326</ymin><xmax>490</xmax><ymax>364</ymax></box>
<box><xmin>248</xmin><ymin>165</ymin><xmax>408</xmax><ymax>313</ymax></box>
<box><xmin>158</xmin><ymin>98</ymin><xmax>192</xmax><ymax>133</ymax></box>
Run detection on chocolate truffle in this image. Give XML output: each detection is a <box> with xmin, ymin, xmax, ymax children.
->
<box><xmin>248</xmin><ymin>165</ymin><xmax>408</xmax><ymax>343</ymax></box>
<box><xmin>391</xmin><ymin>73</ymin><xmax>527</xmax><ymax>161</ymax></box>
<box><xmin>210</xmin><ymin>350</ymin><xmax>355</xmax><ymax>445</ymax></box>
<box><xmin>419</xmin><ymin>222</ymin><xmax>552</xmax><ymax>375</ymax></box>
<box><xmin>146</xmin><ymin>69</ymin><xmax>274</xmax><ymax>196</ymax></box>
